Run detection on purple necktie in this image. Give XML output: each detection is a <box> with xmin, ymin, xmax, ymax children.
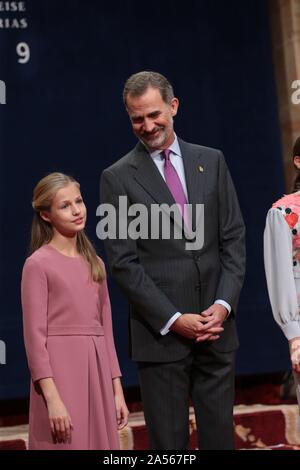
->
<box><xmin>162</xmin><ymin>149</ymin><xmax>189</xmax><ymax>227</ymax></box>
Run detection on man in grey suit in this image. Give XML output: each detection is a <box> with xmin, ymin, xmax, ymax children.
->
<box><xmin>100</xmin><ymin>71</ymin><xmax>246</xmax><ymax>450</ymax></box>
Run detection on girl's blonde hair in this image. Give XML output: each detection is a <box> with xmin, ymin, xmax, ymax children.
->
<box><xmin>31</xmin><ymin>172</ymin><xmax>105</xmax><ymax>283</ymax></box>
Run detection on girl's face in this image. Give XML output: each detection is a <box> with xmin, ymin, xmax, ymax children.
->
<box><xmin>41</xmin><ymin>182</ymin><xmax>87</xmax><ymax>236</ymax></box>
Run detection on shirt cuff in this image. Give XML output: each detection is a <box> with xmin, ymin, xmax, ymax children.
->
<box><xmin>282</xmin><ymin>321</ymin><xmax>300</xmax><ymax>340</ymax></box>
<box><xmin>160</xmin><ymin>312</ymin><xmax>182</xmax><ymax>336</ymax></box>
<box><xmin>215</xmin><ymin>299</ymin><xmax>231</xmax><ymax>319</ymax></box>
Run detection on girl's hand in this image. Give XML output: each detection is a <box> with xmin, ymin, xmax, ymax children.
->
<box><xmin>289</xmin><ymin>337</ymin><xmax>300</xmax><ymax>374</ymax></box>
<box><xmin>47</xmin><ymin>398</ymin><xmax>73</xmax><ymax>443</ymax></box>
<box><xmin>112</xmin><ymin>377</ymin><xmax>129</xmax><ymax>430</ymax></box>
<box><xmin>114</xmin><ymin>392</ymin><xmax>129</xmax><ymax>430</ymax></box>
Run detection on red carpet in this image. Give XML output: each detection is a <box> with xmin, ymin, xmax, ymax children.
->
<box><xmin>1</xmin><ymin>405</ymin><xmax>300</xmax><ymax>450</ymax></box>
<box><xmin>118</xmin><ymin>404</ymin><xmax>300</xmax><ymax>450</ymax></box>
<box><xmin>0</xmin><ymin>439</ymin><xmax>26</xmax><ymax>450</ymax></box>
<box><xmin>1</xmin><ymin>374</ymin><xmax>299</xmax><ymax>450</ymax></box>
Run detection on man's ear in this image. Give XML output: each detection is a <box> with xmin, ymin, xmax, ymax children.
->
<box><xmin>39</xmin><ymin>211</ymin><xmax>51</xmax><ymax>223</ymax></box>
<box><xmin>170</xmin><ymin>97</ymin><xmax>179</xmax><ymax>117</ymax></box>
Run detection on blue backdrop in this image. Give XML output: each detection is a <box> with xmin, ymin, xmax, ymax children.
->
<box><xmin>0</xmin><ymin>0</ymin><xmax>287</xmax><ymax>399</ymax></box>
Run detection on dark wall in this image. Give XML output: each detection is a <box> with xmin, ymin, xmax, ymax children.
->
<box><xmin>0</xmin><ymin>0</ymin><xmax>287</xmax><ymax>399</ymax></box>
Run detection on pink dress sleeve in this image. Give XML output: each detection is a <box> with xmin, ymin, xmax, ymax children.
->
<box><xmin>99</xmin><ymin>261</ymin><xmax>122</xmax><ymax>379</ymax></box>
<box><xmin>21</xmin><ymin>258</ymin><xmax>53</xmax><ymax>382</ymax></box>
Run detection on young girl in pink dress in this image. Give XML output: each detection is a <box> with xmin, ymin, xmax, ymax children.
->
<box><xmin>21</xmin><ymin>172</ymin><xmax>128</xmax><ymax>450</ymax></box>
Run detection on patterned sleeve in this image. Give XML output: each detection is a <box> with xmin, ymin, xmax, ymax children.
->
<box><xmin>264</xmin><ymin>208</ymin><xmax>300</xmax><ymax>339</ymax></box>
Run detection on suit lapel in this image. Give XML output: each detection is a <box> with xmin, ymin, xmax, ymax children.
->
<box><xmin>131</xmin><ymin>142</ymin><xmax>177</xmax><ymax>208</ymax></box>
<box><xmin>130</xmin><ymin>142</ymin><xmax>184</xmax><ymax>230</ymax></box>
<box><xmin>178</xmin><ymin>139</ymin><xmax>206</xmax><ymax>232</ymax></box>
<box><xmin>130</xmin><ymin>139</ymin><xmax>206</xmax><ymax>233</ymax></box>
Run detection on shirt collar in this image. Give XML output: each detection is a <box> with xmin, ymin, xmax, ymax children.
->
<box><xmin>148</xmin><ymin>134</ymin><xmax>182</xmax><ymax>160</ymax></box>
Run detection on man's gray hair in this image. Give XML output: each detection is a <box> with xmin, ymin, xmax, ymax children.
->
<box><xmin>123</xmin><ymin>71</ymin><xmax>174</xmax><ymax>106</ymax></box>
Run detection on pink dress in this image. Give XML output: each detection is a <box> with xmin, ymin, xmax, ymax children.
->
<box><xmin>21</xmin><ymin>244</ymin><xmax>121</xmax><ymax>450</ymax></box>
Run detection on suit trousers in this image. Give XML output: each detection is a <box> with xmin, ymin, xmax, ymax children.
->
<box><xmin>138</xmin><ymin>343</ymin><xmax>236</xmax><ymax>450</ymax></box>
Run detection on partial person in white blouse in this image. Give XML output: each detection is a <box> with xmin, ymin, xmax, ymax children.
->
<box><xmin>264</xmin><ymin>136</ymin><xmax>300</xmax><ymax>406</ymax></box>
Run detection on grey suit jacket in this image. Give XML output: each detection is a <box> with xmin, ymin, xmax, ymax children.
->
<box><xmin>100</xmin><ymin>138</ymin><xmax>246</xmax><ymax>362</ymax></box>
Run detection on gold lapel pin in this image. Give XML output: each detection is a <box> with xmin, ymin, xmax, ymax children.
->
<box><xmin>198</xmin><ymin>165</ymin><xmax>204</xmax><ymax>173</ymax></box>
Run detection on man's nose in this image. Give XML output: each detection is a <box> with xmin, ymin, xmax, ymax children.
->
<box><xmin>143</xmin><ymin>119</ymin><xmax>155</xmax><ymax>133</ymax></box>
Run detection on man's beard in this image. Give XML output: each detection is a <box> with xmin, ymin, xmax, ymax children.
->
<box><xmin>140</xmin><ymin>126</ymin><xmax>171</xmax><ymax>150</ymax></box>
